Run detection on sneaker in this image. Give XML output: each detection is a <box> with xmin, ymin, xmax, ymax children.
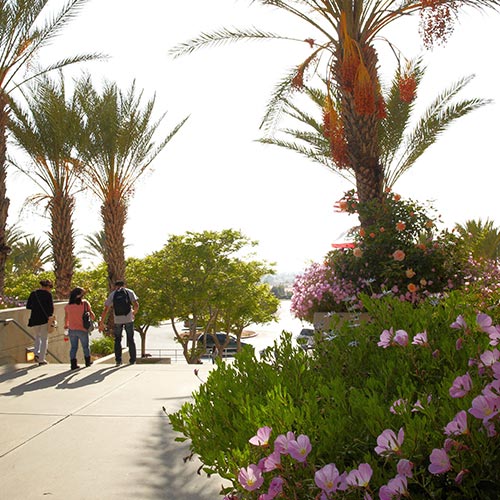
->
<box><xmin>38</xmin><ymin>360</ymin><xmax>48</xmax><ymax>366</ymax></box>
<box><xmin>115</xmin><ymin>361</ymin><xmax>122</xmax><ymax>367</ymax></box>
<box><xmin>129</xmin><ymin>360</ymin><xmax>136</xmax><ymax>365</ymax></box>
<box><xmin>34</xmin><ymin>355</ymin><xmax>39</xmax><ymax>363</ymax></box>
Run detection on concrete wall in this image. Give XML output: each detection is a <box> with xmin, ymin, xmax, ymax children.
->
<box><xmin>0</xmin><ymin>302</ymin><xmax>76</xmax><ymax>365</ymax></box>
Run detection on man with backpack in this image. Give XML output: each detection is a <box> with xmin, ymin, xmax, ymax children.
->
<box><xmin>98</xmin><ymin>280</ymin><xmax>139</xmax><ymax>366</ymax></box>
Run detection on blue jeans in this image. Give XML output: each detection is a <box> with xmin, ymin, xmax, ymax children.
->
<box><xmin>114</xmin><ymin>322</ymin><xmax>136</xmax><ymax>363</ymax></box>
<box><xmin>69</xmin><ymin>329</ymin><xmax>90</xmax><ymax>359</ymax></box>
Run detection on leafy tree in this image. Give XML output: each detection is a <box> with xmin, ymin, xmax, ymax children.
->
<box><xmin>125</xmin><ymin>256</ymin><xmax>167</xmax><ymax>357</ymax></box>
<box><xmin>4</xmin><ymin>223</ymin><xmax>27</xmax><ymax>272</ymax></box>
<box><xmin>258</xmin><ymin>61</ymin><xmax>489</xmax><ymax>190</ymax></box>
<box><xmin>9</xmin><ymin>73</ymin><xmax>83</xmax><ymax>298</ymax></box>
<box><xmin>151</xmin><ymin>229</ymin><xmax>278</xmax><ymax>363</ymax></box>
<box><xmin>75</xmin><ymin>77</ymin><xmax>189</xmax><ymax>290</ymax></box>
<box><xmin>170</xmin><ymin>0</ymin><xmax>499</xmax><ymax>225</ymax></box>
<box><xmin>0</xmin><ymin>0</ymin><xmax>101</xmax><ymax>294</ymax></box>
<box><xmin>455</xmin><ymin>218</ymin><xmax>500</xmax><ymax>261</ymax></box>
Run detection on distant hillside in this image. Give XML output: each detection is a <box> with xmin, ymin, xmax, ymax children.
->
<box><xmin>263</xmin><ymin>273</ymin><xmax>297</xmax><ymax>300</ymax></box>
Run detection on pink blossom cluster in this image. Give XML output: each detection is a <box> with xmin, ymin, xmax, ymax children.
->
<box><xmin>290</xmin><ymin>262</ymin><xmax>362</xmax><ymax>321</ymax></box>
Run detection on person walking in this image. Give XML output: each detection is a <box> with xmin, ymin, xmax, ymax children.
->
<box><xmin>99</xmin><ymin>280</ymin><xmax>139</xmax><ymax>366</ymax></box>
<box><xmin>64</xmin><ymin>287</ymin><xmax>96</xmax><ymax>370</ymax></box>
<box><xmin>26</xmin><ymin>279</ymin><xmax>55</xmax><ymax>366</ymax></box>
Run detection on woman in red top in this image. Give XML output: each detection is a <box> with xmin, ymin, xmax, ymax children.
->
<box><xmin>64</xmin><ymin>287</ymin><xmax>95</xmax><ymax>370</ymax></box>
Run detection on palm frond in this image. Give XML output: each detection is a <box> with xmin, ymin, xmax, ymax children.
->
<box><xmin>169</xmin><ymin>27</ymin><xmax>294</xmax><ymax>58</ymax></box>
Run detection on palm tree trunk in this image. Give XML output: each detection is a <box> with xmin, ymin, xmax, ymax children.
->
<box><xmin>50</xmin><ymin>191</ymin><xmax>75</xmax><ymax>299</ymax></box>
<box><xmin>0</xmin><ymin>94</ymin><xmax>11</xmax><ymax>295</ymax></box>
<box><xmin>101</xmin><ymin>197</ymin><xmax>127</xmax><ymax>291</ymax></box>
<box><xmin>335</xmin><ymin>39</ymin><xmax>384</xmax><ymax>225</ymax></box>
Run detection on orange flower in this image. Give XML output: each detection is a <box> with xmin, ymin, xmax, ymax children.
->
<box><xmin>406</xmin><ymin>268</ymin><xmax>416</xmax><ymax>278</ymax></box>
<box><xmin>369</xmin><ymin>232</ymin><xmax>376</xmax><ymax>238</ymax></box>
<box><xmin>334</xmin><ymin>200</ymin><xmax>348</xmax><ymax>212</ymax></box>
<box><xmin>407</xmin><ymin>283</ymin><xmax>417</xmax><ymax>293</ymax></box>
<box><xmin>425</xmin><ymin>220</ymin><xmax>434</xmax><ymax>228</ymax></box>
<box><xmin>393</xmin><ymin>250</ymin><xmax>406</xmax><ymax>261</ymax></box>
<box><xmin>420</xmin><ymin>278</ymin><xmax>428</xmax><ymax>287</ymax></box>
<box><xmin>396</xmin><ymin>221</ymin><xmax>406</xmax><ymax>231</ymax></box>
<box><xmin>359</xmin><ymin>228</ymin><xmax>366</xmax><ymax>237</ymax></box>
<box><xmin>353</xmin><ymin>247</ymin><xmax>363</xmax><ymax>258</ymax></box>
<box><xmin>380</xmin><ymin>227</ymin><xmax>385</xmax><ymax>233</ymax></box>
<box><xmin>394</xmin><ymin>194</ymin><xmax>401</xmax><ymax>202</ymax></box>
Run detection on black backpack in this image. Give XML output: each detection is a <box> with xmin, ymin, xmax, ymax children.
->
<box><xmin>113</xmin><ymin>288</ymin><xmax>131</xmax><ymax>316</ymax></box>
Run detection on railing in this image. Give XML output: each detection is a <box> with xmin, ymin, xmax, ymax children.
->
<box><xmin>0</xmin><ymin>318</ymin><xmax>63</xmax><ymax>364</ymax></box>
<box><xmin>143</xmin><ymin>347</ymin><xmax>237</xmax><ymax>363</ymax></box>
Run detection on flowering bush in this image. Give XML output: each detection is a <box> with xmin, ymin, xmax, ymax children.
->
<box><xmin>291</xmin><ymin>190</ymin><xmax>470</xmax><ymax>320</ymax></box>
<box><xmin>290</xmin><ymin>261</ymin><xmax>363</xmax><ymax>322</ymax></box>
<box><xmin>169</xmin><ymin>294</ymin><xmax>500</xmax><ymax>499</ymax></box>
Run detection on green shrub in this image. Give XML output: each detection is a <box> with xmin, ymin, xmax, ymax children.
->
<box><xmin>168</xmin><ymin>294</ymin><xmax>500</xmax><ymax>499</ymax></box>
<box><xmin>90</xmin><ymin>336</ymin><xmax>114</xmax><ymax>356</ymax></box>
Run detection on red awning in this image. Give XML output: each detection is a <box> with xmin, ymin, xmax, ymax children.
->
<box><xmin>331</xmin><ymin>242</ymin><xmax>355</xmax><ymax>249</ymax></box>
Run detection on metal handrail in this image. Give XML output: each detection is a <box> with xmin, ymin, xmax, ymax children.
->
<box><xmin>0</xmin><ymin>318</ymin><xmax>63</xmax><ymax>363</ymax></box>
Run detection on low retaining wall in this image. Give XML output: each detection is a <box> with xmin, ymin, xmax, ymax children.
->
<box><xmin>0</xmin><ymin>302</ymin><xmax>75</xmax><ymax>365</ymax></box>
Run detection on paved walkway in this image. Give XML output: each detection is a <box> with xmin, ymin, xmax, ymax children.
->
<box><xmin>0</xmin><ymin>362</ymin><xmax>227</xmax><ymax>499</ymax></box>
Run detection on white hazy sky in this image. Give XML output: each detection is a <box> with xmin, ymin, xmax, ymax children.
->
<box><xmin>8</xmin><ymin>0</ymin><xmax>500</xmax><ymax>273</ymax></box>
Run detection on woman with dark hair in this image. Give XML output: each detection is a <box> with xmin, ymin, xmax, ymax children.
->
<box><xmin>64</xmin><ymin>287</ymin><xmax>95</xmax><ymax>370</ymax></box>
<box><xmin>26</xmin><ymin>279</ymin><xmax>54</xmax><ymax>365</ymax></box>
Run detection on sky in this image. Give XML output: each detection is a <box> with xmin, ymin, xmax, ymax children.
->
<box><xmin>8</xmin><ymin>0</ymin><xmax>500</xmax><ymax>274</ymax></box>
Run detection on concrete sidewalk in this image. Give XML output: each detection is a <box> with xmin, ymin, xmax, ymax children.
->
<box><xmin>0</xmin><ymin>362</ymin><xmax>227</xmax><ymax>499</ymax></box>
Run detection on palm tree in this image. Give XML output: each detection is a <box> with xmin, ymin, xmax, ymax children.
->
<box><xmin>258</xmin><ymin>60</ymin><xmax>489</xmax><ymax>190</ymax></box>
<box><xmin>4</xmin><ymin>223</ymin><xmax>27</xmax><ymax>272</ymax></box>
<box><xmin>8</xmin><ymin>73</ymin><xmax>83</xmax><ymax>298</ymax></box>
<box><xmin>75</xmin><ymin>78</ymin><xmax>189</xmax><ymax>290</ymax></box>
<box><xmin>170</xmin><ymin>0</ymin><xmax>499</xmax><ymax>225</ymax></box>
<box><xmin>10</xmin><ymin>236</ymin><xmax>51</xmax><ymax>274</ymax></box>
<box><xmin>80</xmin><ymin>230</ymin><xmax>107</xmax><ymax>262</ymax></box>
<box><xmin>455</xmin><ymin>219</ymin><xmax>500</xmax><ymax>261</ymax></box>
<box><xmin>0</xmin><ymin>0</ymin><xmax>101</xmax><ymax>293</ymax></box>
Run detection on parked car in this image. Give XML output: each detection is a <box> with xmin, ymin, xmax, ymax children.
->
<box><xmin>296</xmin><ymin>328</ymin><xmax>336</xmax><ymax>350</ymax></box>
<box><xmin>197</xmin><ymin>332</ymin><xmax>250</xmax><ymax>353</ymax></box>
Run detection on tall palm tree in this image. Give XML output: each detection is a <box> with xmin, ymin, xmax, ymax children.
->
<box><xmin>8</xmin><ymin>73</ymin><xmax>83</xmax><ymax>298</ymax></box>
<box><xmin>258</xmin><ymin>60</ymin><xmax>489</xmax><ymax>189</ymax></box>
<box><xmin>455</xmin><ymin>218</ymin><xmax>500</xmax><ymax>261</ymax></box>
<box><xmin>0</xmin><ymin>0</ymin><xmax>101</xmax><ymax>293</ymax></box>
<box><xmin>75</xmin><ymin>78</ymin><xmax>189</xmax><ymax>290</ymax></box>
<box><xmin>170</xmin><ymin>0</ymin><xmax>500</xmax><ymax>225</ymax></box>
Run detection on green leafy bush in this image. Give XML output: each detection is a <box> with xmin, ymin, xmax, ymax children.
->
<box><xmin>90</xmin><ymin>336</ymin><xmax>114</xmax><ymax>356</ymax></box>
<box><xmin>169</xmin><ymin>293</ymin><xmax>500</xmax><ymax>498</ymax></box>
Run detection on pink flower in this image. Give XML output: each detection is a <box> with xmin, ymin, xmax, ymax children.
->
<box><xmin>489</xmin><ymin>326</ymin><xmax>500</xmax><ymax>347</ymax></box>
<box><xmin>378</xmin><ymin>328</ymin><xmax>394</xmax><ymax>348</ymax></box>
<box><xmin>392</xmin><ymin>250</ymin><xmax>405</xmax><ymax>261</ymax></box>
<box><xmin>374</xmin><ymin>428</ymin><xmax>404</xmax><ymax>456</ymax></box>
<box><xmin>455</xmin><ymin>469</ymin><xmax>469</xmax><ymax>485</ymax></box>
<box><xmin>469</xmin><ymin>394</ymin><xmax>499</xmax><ymax>422</ymax></box>
<box><xmin>393</xmin><ymin>330</ymin><xmax>409</xmax><ymax>347</ymax></box>
<box><xmin>450</xmin><ymin>315</ymin><xmax>467</xmax><ymax>330</ymax></box>
<box><xmin>238</xmin><ymin>464</ymin><xmax>264</xmax><ymax>491</ymax></box>
<box><xmin>346</xmin><ymin>463</ymin><xmax>373</xmax><ymax>487</ymax></box>
<box><xmin>315</xmin><ymin>463</ymin><xmax>343</xmax><ymax>493</ymax></box>
<box><xmin>455</xmin><ymin>337</ymin><xmax>463</xmax><ymax>350</ymax></box>
<box><xmin>449</xmin><ymin>372</ymin><xmax>473</xmax><ymax>398</ymax></box>
<box><xmin>273</xmin><ymin>431</ymin><xmax>295</xmax><ymax>454</ymax></box>
<box><xmin>259</xmin><ymin>476</ymin><xmax>284</xmax><ymax>500</ymax></box>
<box><xmin>288</xmin><ymin>434</ymin><xmax>312</xmax><ymax>462</ymax></box>
<box><xmin>493</xmin><ymin>362</ymin><xmax>500</xmax><ymax>380</ymax></box>
<box><xmin>412</xmin><ymin>331</ymin><xmax>428</xmax><ymax>346</ymax></box>
<box><xmin>390</xmin><ymin>399</ymin><xmax>408</xmax><ymax>415</ymax></box>
<box><xmin>379</xmin><ymin>475</ymin><xmax>408</xmax><ymax>500</ymax></box>
<box><xmin>396</xmin><ymin>459</ymin><xmax>413</xmax><ymax>478</ymax></box>
<box><xmin>249</xmin><ymin>426</ymin><xmax>272</xmax><ymax>446</ymax></box>
<box><xmin>444</xmin><ymin>410</ymin><xmax>468</xmax><ymax>436</ymax></box>
<box><xmin>428</xmin><ymin>448</ymin><xmax>451</xmax><ymax>475</ymax></box>
<box><xmin>479</xmin><ymin>349</ymin><xmax>500</xmax><ymax>369</ymax></box>
<box><xmin>477</xmin><ymin>313</ymin><xmax>497</xmax><ymax>335</ymax></box>
<box><xmin>261</xmin><ymin>451</ymin><xmax>281</xmax><ymax>472</ymax></box>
